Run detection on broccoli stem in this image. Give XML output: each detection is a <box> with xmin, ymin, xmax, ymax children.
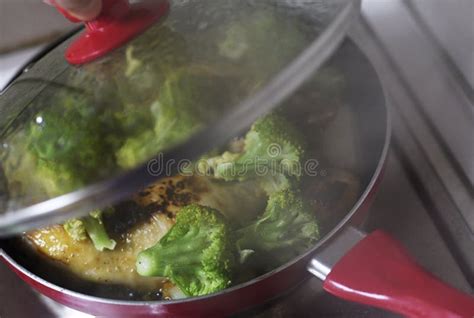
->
<box><xmin>83</xmin><ymin>214</ymin><xmax>116</xmax><ymax>252</ymax></box>
<box><xmin>136</xmin><ymin>204</ymin><xmax>234</xmax><ymax>297</ymax></box>
<box><xmin>137</xmin><ymin>232</ymin><xmax>207</xmax><ymax>277</ymax></box>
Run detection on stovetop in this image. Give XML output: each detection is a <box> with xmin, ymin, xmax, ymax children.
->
<box><xmin>0</xmin><ymin>0</ymin><xmax>473</xmax><ymax>317</ymax></box>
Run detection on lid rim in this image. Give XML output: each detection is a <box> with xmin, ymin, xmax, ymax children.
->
<box><xmin>0</xmin><ymin>0</ymin><xmax>361</xmax><ymax>236</ymax></box>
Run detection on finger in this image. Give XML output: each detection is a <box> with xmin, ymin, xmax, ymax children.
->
<box><xmin>54</xmin><ymin>0</ymin><xmax>102</xmax><ymax>21</ymax></box>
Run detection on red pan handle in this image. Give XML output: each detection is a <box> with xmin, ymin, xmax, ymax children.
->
<box><xmin>323</xmin><ymin>230</ymin><xmax>474</xmax><ymax>317</ymax></box>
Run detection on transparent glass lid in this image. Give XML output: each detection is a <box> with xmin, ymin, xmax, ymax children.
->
<box><xmin>0</xmin><ymin>0</ymin><xmax>358</xmax><ymax>235</ymax></box>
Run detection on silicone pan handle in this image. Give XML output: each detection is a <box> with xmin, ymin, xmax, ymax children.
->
<box><xmin>52</xmin><ymin>0</ymin><xmax>169</xmax><ymax>64</ymax></box>
<box><xmin>323</xmin><ymin>230</ymin><xmax>474</xmax><ymax>317</ymax></box>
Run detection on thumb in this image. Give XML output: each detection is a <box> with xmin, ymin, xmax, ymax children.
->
<box><xmin>54</xmin><ymin>0</ymin><xmax>102</xmax><ymax>21</ymax></box>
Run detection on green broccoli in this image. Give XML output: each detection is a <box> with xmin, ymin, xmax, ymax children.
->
<box><xmin>12</xmin><ymin>25</ymin><xmax>194</xmax><ymax>191</ymax></box>
<box><xmin>63</xmin><ymin>218</ymin><xmax>87</xmax><ymax>241</ymax></box>
<box><xmin>63</xmin><ymin>210</ymin><xmax>116</xmax><ymax>251</ymax></box>
<box><xmin>258</xmin><ymin>173</ymin><xmax>296</xmax><ymax>197</ymax></box>
<box><xmin>136</xmin><ymin>204</ymin><xmax>234</xmax><ymax>297</ymax></box>
<box><xmin>117</xmin><ymin>65</ymin><xmax>242</xmax><ymax>168</ymax></box>
<box><xmin>218</xmin><ymin>9</ymin><xmax>309</xmax><ymax>84</ymax></box>
<box><xmin>115</xmin><ymin>25</ymin><xmax>191</xmax><ymax>106</ymax></box>
<box><xmin>26</xmin><ymin>92</ymin><xmax>121</xmax><ymax>194</ymax></box>
<box><xmin>199</xmin><ymin>114</ymin><xmax>306</xmax><ymax>194</ymax></box>
<box><xmin>236</xmin><ymin>189</ymin><xmax>320</xmax><ymax>264</ymax></box>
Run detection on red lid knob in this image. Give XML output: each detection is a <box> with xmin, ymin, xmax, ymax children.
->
<box><xmin>53</xmin><ymin>0</ymin><xmax>169</xmax><ymax>65</ymax></box>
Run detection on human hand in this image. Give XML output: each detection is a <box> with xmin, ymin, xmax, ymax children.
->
<box><xmin>45</xmin><ymin>0</ymin><xmax>102</xmax><ymax>21</ymax></box>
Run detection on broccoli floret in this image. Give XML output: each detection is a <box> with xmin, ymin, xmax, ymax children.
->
<box><xmin>236</xmin><ymin>189</ymin><xmax>320</xmax><ymax>264</ymax></box>
<box><xmin>200</xmin><ymin>114</ymin><xmax>306</xmax><ymax>194</ymax></box>
<box><xmin>258</xmin><ymin>174</ymin><xmax>296</xmax><ymax>196</ymax></box>
<box><xmin>63</xmin><ymin>218</ymin><xmax>87</xmax><ymax>241</ymax></box>
<box><xmin>136</xmin><ymin>204</ymin><xmax>234</xmax><ymax>297</ymax></box>
<box><xmin>218</xmin><ymin>10</ymin><xmax>309</xmax><ymax>84</ymax></box>
<box><xmin>26</xmin><ymin>92</ymin><xmax>121</xmax><ymax>195</ymax></box>
<box><xmin>117</xmin><ymin>65</ymin><xmax>241</xmax><ymax>168</ymax></box>
<box><xmin>9</xmin><ymin>25</ymin><xmax>193</xmax><ymax>192</ymax></box>
<box><xmin>63</xmin><ymin>211</ymin><xmax>116</xmax><ymax>252</ymax></box>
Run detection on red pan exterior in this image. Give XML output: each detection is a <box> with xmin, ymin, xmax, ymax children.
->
<box><xmin>1</xmin><ymin>251</ymin><xmax>311</xmax><ymax>317</ymax></box>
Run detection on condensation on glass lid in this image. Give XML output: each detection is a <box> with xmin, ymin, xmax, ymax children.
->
<box><xmin>0</xmin><ymin>0</ymin><xmax>356</xmax><ymax>236</ymax></box>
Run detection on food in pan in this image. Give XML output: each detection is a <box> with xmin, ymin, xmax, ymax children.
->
<box><xmin>0</xmin><ymin>7</ymin><xmax>360</xmax><ymax>300</ymax></box>
<box><xmin>23</xmin><ymin>112</ymin><xmax>333</xmax><ymax>299</ymax></box>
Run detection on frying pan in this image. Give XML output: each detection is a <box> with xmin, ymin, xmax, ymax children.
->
<box><xmin>1</xmin><ymin>34</ymin><xmax>473</xmax><ymax>317</ymax></box>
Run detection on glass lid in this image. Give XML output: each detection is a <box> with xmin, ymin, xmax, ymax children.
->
<box><xmin>0</xmin><ymin>0</ymin><xmax>359</xmax><ymax>236</ymax></box>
